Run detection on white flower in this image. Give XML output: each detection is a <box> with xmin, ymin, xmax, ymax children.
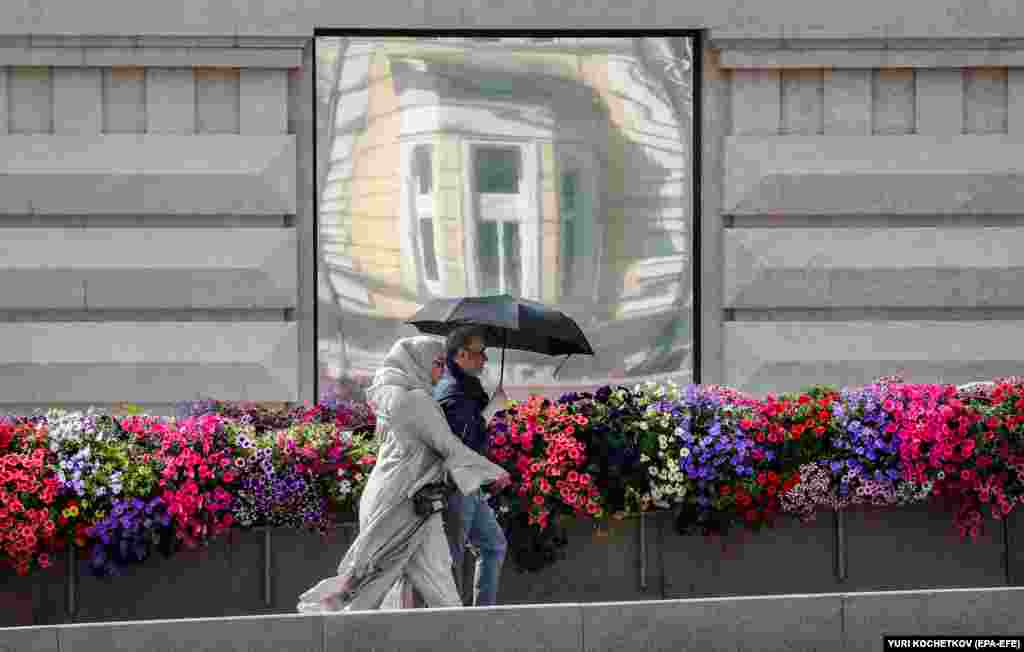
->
<box><xmin>680</xmin><ymin>447</ymin><xmax>690</xmax><ymax>458</ymax></box>
<box><xmin>648</xmin><ymin>466</ymin><xmax>658</xmax><ymax>477</ymax></box>
<box><xmin>640</xmin><ymin>454</ymin><xmax>650</xmax><ymax>463</ymax></box>
<box><xmin>936</xmin><ymin>471</ymin><xmax>945</xmax><ymax>480</ymax></box>
<box><xmin>638</xmin><ymin>422</ymin><xmax>649</xmax><ymax>431</ymax></box>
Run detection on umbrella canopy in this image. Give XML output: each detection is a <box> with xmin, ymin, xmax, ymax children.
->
<box><xmin>406</xmin><ymin>294</ymin><xmax>594</xmax><ymax>357</ymax></box>
<box><xmin>406</xmin><ymin>294</ymin><xmax>595</xmax><ymax>389</ymax></box>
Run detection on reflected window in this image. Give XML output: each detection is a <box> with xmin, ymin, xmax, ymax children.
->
<box><xmin>560</xmin><ymin>171</ymin><xmax>579</xmax><ymax>298</ymax></box>
<box><xmin>503</xmin><ymin>222</ymin><xmax>521</xmax><ymax>296</ymax></box>
<box><xmin>411</xmin><ymin>143</ymin><xmax>440</xmax><ymax>292</ymax></box>
<box><xmin>414</xmin><ymin>144</ymin><xmax>433</xmax><ymax>195</ymax></box>
<box><xmin>478</xmin><ymin>220</ymin><xmax>500</xmax><ymax>294</ymax></box>
<box><xmin>474</xmin><ymin>145</ymin><xmax>524</xmax><ymax>296</ymax></box>
<box><xmin>474</xmin><ymin>146</ymin><xmax>520</xmax><ymax>194</ymax></box>
<box><xmin>419</xmin><ymin>217</ymin><xmax>439</xmax><ymax>282</ymax></box>
<box><xmin>477</xmin><ymin>220</ymin><xmax>522</xmax><ymax>297</ymax></box>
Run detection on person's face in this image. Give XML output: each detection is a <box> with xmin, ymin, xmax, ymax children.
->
<box><xmin>454</xmin><ymin>335</ymin><xmax>488</xmax><ymax>376</ymax></box>
<box><xmin>430</xmin><ymin>354</ymin><xmax>445</xmax><ymax>385</ymax></box>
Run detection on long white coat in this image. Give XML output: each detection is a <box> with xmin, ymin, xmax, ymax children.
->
<box><xmin>296</xmin><ymin>336</ymin><xmax>506</xmax><ymax>612</ymax></box>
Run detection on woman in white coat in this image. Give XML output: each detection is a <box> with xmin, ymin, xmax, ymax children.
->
<box><xmin>297</xmin><ymin>335</ymin><xmax>509</xmax><ymax>612</ymax></box>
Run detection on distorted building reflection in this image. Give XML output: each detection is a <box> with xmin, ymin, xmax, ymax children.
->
<box><xmin>316</xmin><ymin>37</ymin><xmax>694</xmax><ymax>399</ymax></box>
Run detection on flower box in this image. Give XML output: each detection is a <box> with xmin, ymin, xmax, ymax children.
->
<box><xmin>4</xmin><ymin>377</ymin><xmax>1024</xmax><ymax>622</ymax></box>
<box><xmin>842</xmin><ymin>503</ymin><xmax>1007</xmax><ymax>592</ymax></box>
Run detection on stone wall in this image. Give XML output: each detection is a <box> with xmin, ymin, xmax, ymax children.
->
<box><xmin>710</xmin><ymin>43</ymin><xmax>1024</xmax><ymax>391</ymax></box>
<box><xmin>0</xmin><ymin>38</ymin><xmax>316</xmax><ymax>414</ymax></box>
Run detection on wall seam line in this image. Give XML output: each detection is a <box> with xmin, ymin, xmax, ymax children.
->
<box><xmin>579</xmin><ymin>603</ymin><xmax>585</xmax><ymax>652</ymax></box>
<box><xmin>840</xmin><ymin>595</ymin><xmax>847</xmax><ymax>650</ymax></box>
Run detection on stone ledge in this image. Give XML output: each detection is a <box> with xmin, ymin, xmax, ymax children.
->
<box><xmin>725</xmin><ymin>135</ymin><xmax>1024</xmax><ymax>216</ymax></box>
<box><xmin>725</xmin><ymin>227</ymin><xmax>1024</xmax><ymax>308</ymax></box>
<box><xmin>0</xmin><ymin>135</ymin><xmax>296</xmax><ymax>215</ymax></box>
<box><xmin>0</xmin><ymin>227</ymin><xmax>297</xmax><ymax>310</ymax></box>
<box><xmin>10</xmin><ymin>0</ymin><xmax>1024</xmax><ymax>40</ymax></box>
<box><xmin>0</xmin><ymin>45</ymin><xmax>301</xmax><ymax>67</ymax></box>
<box><xmin>3</xmin><ymin>588</ymin><xmax>1022</xmax><ymax>652</ymax></box>
<box><xmin>0</xmin><ymin>322</ymin><xmax>298</xmax><ymax>403</ymax></box>
<box><xmin>723</xmin><ymin>320</ymin><xmax>1024</xmax><ymax>393</ymax></box>
<box><xmin>722</xmin><ymin>48</ymin><xmax>1024</xmax><ymax>68</ymax></box>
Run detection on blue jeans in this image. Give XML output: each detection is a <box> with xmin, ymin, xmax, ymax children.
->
<box><xmin>448</xmin><ymin>492</ymin><xmax>507</xmax><ymax>606</ymax></box>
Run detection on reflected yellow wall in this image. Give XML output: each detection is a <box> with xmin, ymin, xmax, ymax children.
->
<box><xmin>347</xmin><ymin>51</ymin><xmax>411</xmax><ymax>315</ymax></box>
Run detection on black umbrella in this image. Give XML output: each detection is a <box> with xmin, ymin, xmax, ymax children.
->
<box><xmin>406</xmin><ymin>294</ymin><xmax>595</xmax><ymax>389</ymax></box>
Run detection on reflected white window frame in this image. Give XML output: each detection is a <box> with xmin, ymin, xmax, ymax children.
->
<box><xmin>462</xmin><ymin>139</ymin><xmax>541</xmax><ymax>299</ymax></box>
<box><xmin>399</xmin><ymin>139</ymin><xmax>444</xmax><ymax>298</ymax></box>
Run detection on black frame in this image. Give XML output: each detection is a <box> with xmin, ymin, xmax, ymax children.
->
<box><xmin>311</xmin><ymin>29</ymin><xmax>704</xmax><ymax>402</ymax></box>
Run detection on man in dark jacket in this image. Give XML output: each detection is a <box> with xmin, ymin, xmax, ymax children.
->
<box><xmin>434</xmin><ymin>325</ymin><xmax>507</xmax><ymax>606</ymax></box>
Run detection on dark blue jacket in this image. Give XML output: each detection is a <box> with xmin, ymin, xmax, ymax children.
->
<box><xmin>433</xmin><ymin>357</ymin><xmax>490</xmax><ymax>456</ymax></box>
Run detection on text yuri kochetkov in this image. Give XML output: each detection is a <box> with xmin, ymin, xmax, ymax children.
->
<box><xmin>884</xmin><ymin>637</ymin><xmax>1023</xmax><ymax>650</ymax></box>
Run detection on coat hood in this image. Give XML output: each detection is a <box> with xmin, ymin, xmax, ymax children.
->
<box><xmin>366</xmin><ymin>336</ymin><xmax>445</xmax><ymax>406</ymax></box>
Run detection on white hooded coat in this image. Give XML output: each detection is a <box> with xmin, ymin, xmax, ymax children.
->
<box><xmin>296</xmin><ymin>336</ymin><xmax>507</xmax><ymax>612</ymax></box>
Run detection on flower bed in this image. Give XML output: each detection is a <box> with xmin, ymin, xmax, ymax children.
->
<box><xmin>2</xmin><ymin>375</ymin><xmax>1023</xmax><ymax>579</ymax></box>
